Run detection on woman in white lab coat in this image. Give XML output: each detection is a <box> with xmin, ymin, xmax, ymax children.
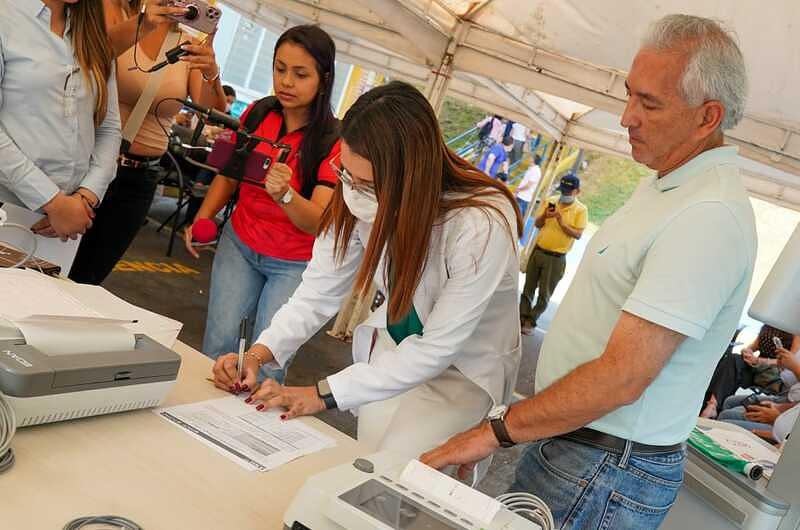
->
<box><xmin>211</xmin><ymin>81</ymin><xmax>522</xmax><ymax>458</ymax></box>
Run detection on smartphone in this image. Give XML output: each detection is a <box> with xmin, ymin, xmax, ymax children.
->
<box><xmin>773</xmin><ymin>336</ymin><xmax>784</xmax><ymax>350</ymax></box>
<box><xmin>167</xmin><ymin>1</ymin><xmax>222</xmax><ymax>35</ymax></box>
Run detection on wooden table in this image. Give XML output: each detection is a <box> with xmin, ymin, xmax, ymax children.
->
<box><xmin>0</xmin><ymin>342</ymin><xmax>366</xmax><ymax>529</ymax></box>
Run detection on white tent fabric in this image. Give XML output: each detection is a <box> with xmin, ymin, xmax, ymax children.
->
<box><xmin>222</xmin><ymin>0</ymin><xmax>800</xmax><ymax>209</ymax></box>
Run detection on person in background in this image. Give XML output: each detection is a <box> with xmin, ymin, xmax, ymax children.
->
<box><xmin>69</xmin><ymin>0</ymin><xmax>225</xmax><ymax>285</ymax></box>
<box><xmin>210</xmin><ymin>81</ymin><xmax>522</xmax><ymax>464</ymax></box>
<box><xmin>509</xmin><ymin>121</ymin><xmax>528</xmax><ymax>164</ymax></box>
<box><xmin>717</xmin><ymin>339</ymin><xmax>800</xmax><ymax>423</ymax></box>
<box><xmin>186</xmin><ymin>25</ymin><xmax>341</xmax><ymax>384</ymax></box>
<box><xmin>422</xmin><ymin>15</ymin><xmax>756</xmax><ymax>530</ymax></box>
<box><xmin>514</xmin><ymin>154</ymin><xmax>542</xmax><ymax>218</ymax></box>
<box><xmin>478</xmin><ymin>136</ymin><xmax>513</xmax><ymax>178</ymax></box>
<box><xmin>475</xmin><ymin>114</ymin><xmax>503</xmax><ymax>157</ymax></box>
<box><xmin>222</xmin><ymin>84</ymin><xmax>237</xmax><ymax>114</ymax></box>
<box><xmin>1</xmin><ymin>0</ymin><xmax>120</xmax><ymax>242</ymax></box>
<box><xmin>519</xmin><ymin>173</ymin><xmax>587</xmax><ymax>335</ymax></box>
<box><xmin>701</xmin><ymin>325</ymin><xmax>799</xmax><ymax>418</ymax></box>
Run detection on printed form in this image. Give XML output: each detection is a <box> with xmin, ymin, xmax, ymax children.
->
<box><xmin>156</xmin><ymin>396</ymin><xmax>336</xmax><ymax>471</ymax></box>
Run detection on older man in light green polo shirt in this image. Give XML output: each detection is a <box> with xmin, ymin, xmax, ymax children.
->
<box><xmin>422</xmin><ymin>14</ymin><xmax>757</xmax><ymax>530</ymax></box>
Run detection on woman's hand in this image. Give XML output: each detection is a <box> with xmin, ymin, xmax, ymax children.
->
<box><xmin>142</xmin><ymin>1</ymin><xmax>188</xmax><ymax>32</ymax></box>
<box><xmin>179</xmin><ymin>33</ymin><xmax>219</xmax><ymax>81</ymax></box>
<box><xmin>777</xmin><ymin>348</ymin><xmax>799</xmax><ymax>372</ymax></box>
<box><xmin>183</xmin><ymin>224</ymin><xmax>200</xmax><ymax>258</ymax></box>
<box><xmin>264</xmin><ymin>163</ymin><xmax>293</xmax><ymax>202</ymax></box>
<box><xmin>211</xmin><ymin>345</ymin><xmax>274</xmax><ymax>393</ymax></box>
<box><xmin>245</xmin><ymin>380</ymin><xmax>326</xmax><ymax>419</ymax></box>
<box><xmin>35</xmin><ymin>193</ymin><xmax>93</xmax><ymax>240</ymax></box>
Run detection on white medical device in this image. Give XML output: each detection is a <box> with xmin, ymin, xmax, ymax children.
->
<box><xmin>664</xmin><ymin>224</ymin><xmax>800</xmax><ymax>530</ymax></box>
<box><xmin>283</xmin><ymin>451</ymin><xmax>542</xmax><ymax>530</ymax></box>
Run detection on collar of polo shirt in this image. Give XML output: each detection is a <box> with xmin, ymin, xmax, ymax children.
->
<box><xmin>655</xmin><ymin>145</ymin><xmax>739</xmax><ymax>193</ymax></box>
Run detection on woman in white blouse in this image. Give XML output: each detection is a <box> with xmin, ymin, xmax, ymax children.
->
<box><xmin>0</xmin><ymin>0</ymin><xmax>120</xmax><ymax>240</ymax></box>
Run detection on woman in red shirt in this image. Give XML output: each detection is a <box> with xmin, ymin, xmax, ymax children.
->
<box><xmin>185</xmin><ymin>25</ymin><xmax>340</xmax><ymax>383</ymax></box>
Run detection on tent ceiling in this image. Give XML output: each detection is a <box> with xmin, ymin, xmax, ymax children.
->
<box><xmin>223</xmin><ymin>0</ymin><xmax>800</xmax><ymax>209</ymax></box>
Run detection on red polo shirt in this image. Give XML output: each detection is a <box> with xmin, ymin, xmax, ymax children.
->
<box><xmin>231</xmin><ymin>109</ymin><xmax>339</xmax><ymax>261</ymax></box>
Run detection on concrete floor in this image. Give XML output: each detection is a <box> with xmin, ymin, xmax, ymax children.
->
<box><xmin>99</xmin><ymin>196</ymin><xmax>548</xmax><ymax>497</ymax></box>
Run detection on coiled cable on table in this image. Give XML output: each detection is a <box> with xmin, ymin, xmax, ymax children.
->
<box><xmin>0</xmin><ymin>391</ymin><xmax>15</xmax><ymax>474</ymax></box>
<box><xmin>63</xmin><ymin>515</ymin><xmax>143</xmax><ymax>530</ymax></box>
<box><xmin>496</xmin><ymin>492</ymin><xmax>555</xmax><ymax>530</ymax></box>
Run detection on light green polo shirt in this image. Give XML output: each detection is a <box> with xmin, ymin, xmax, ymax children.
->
<box><xmin>535</xmin><ymin>146</ymin><xmax>757</xmax><ymax>445</ymax></box>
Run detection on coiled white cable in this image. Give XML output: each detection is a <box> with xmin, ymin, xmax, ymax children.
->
<box><xmin>0</xmin><ymin>209</ymin><xmax>39</xmax><ymax>269</ymax></box>
<box><xmin>496</xmin><ymin>492</ymin><xmax>555</xmax><ymax>530</ymax></box>
<box><xmin>0</xmin><ymin>391</ymin><xmax>16</xmax><ymax>474</ymax></box>
<box><xmin>63</xmin><ymin>515</ymin><xmax>143</xmax><ymax>530</ymax></box>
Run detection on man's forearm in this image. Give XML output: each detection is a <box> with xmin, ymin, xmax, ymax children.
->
<box><xmin>505</xmin><ymin>357</ymin><xmax>638</xmax><ymax>444</ymax></box>
<box><xmin>559</xmin><ymin>220</ymin><xmax>583</xmax><ymax>240</ymax></box>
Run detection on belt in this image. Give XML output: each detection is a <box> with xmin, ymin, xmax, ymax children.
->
<box><xmin>558</xmin><ymin>428</ymin><xmax>685</xmax><ymax>455</ymax></box>
<box><xmin>118</xmin><ymin>153</ymin><xmax>161</xmax><ymax>169</ymax></box>
<box><xmin>535</xmin><ymin>246</ymin><xmax>565</xmax><ymax>258</ymax></box>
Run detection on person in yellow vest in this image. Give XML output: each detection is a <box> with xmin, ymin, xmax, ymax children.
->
<box><xmin>520</xmin><ymin>173</ymin><xmax>587</xmax><ymax>335</ymax></box>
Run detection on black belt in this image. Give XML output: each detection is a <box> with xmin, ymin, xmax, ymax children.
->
<box><xmin>535</xmin><ymin>246</ymin><xmax>565</xmax><ymax>258</ymax></box>
<box><xmin>559</xmin><ymin>428</ymin><xmax>684</xmax><ymax>455</ymax></box>
<box><xmin>118</xmin><ymin>153</ymin><xmax>161</xmax><ymax>169</ymax></box>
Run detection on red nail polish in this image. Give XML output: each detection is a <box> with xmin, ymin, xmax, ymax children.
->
<box><xmin>229</xmin><ymin>386</ymin><xmax>235</xmax><ymax>392</ymax></box>
<box><xmin>244</xmin><ymin>397</ymin><xmax>252</xmax><ymax>404</ymax></box>
<box><xmin>280</xmin><ymin>414</ymin><xmax>287</xmax><ymax>420</ymax></box>
<box><xmin>256</xmin><ymin>404</ymin><xmax>264</xmax><ymax>411</ymax></box>
<box><xmin>242</xmin><ymin>385</ymin><xmax>249</xmax><ymax>392</ymax></box>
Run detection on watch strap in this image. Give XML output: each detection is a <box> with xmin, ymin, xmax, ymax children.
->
<box><xmin>316</xmin><ymin>380</ymin><xmax>338</xmax><ymax>410</ymax></box>
<box><xmin>490</xmin><ymin>417</ymin><xmax>516</xmax><ymax>448</ymax></box>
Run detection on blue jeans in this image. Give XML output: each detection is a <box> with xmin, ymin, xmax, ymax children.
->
<box><xmin>717</xmin><ymin>393</ymin><xmax>786</xmax><ymax>432</ymax></box>
<box><xmin>509</xmin><ymin>437</ymin><xmax>686</xmax><ymax>530</ymax></box>
<box><xmin>516</xmin><ymin>197</ymin><xmax>530</xmax><ymax>218</ymax></box>
<box><xmin>202</xmin><ymin>222</ymin><xmax>308</xmax><ymax>383</ymax></box>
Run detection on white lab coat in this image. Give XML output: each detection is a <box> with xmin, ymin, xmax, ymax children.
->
<box><xmin>258</xmin><ymin>194</ymin><xmax>522</xmax><ymax>414</ymax></box>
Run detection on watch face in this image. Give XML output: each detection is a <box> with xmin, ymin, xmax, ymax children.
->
<box><xmin>488</xmin><ymin>405</ymin><xmax>507</xmax><ymax>421</ymax></box>
<box><xmin>317</xmin><ymin>379</ymin><xmax>332</xmax><ymax>396</ymax></box>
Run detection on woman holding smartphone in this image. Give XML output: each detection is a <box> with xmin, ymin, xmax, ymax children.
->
<box><xmin>0</xmin><ymin>0</ymin><xmax>120</xmax><ymax>241</ymax></box>
<box><xmin>211</xmin><ymin>81</ymin><xmax>522</xmax><ymax>461</ymax></box>
<box><xmin>69</xmin><ymin>0</ymin><xmax>225</xmax><ymax>285</ymax></box>
<box><xmin>186</xmin><ymin>25</ymin><xmax>341</xmax><ymax>384</ymax></box>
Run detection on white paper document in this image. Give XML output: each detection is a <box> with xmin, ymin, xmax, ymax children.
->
<box><xmin>400</xmin><ymin>459</ymin><xmax>502</xmax><ymax>525</ymax></box>
<box><xmin>155</xmin><ymin>396</ymin><xmax>337</xmax><ymax>471</ymax></box>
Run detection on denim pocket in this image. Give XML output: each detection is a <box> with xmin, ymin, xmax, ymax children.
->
<box><xmin>627</xmin><ymin>450</ymin><xmax>686</xmax><ymax>488</ymax></box>
<box><xmin>538</xmin><ymin>438</ymin><xmax>605</xmax><ymax>486</ymax></box>
<box><xmin>599</xmin><ymin>491</ymin><xmax>676</xmax><ymax>530</ymax></box>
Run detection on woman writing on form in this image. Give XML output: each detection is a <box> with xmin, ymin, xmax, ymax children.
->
<box><xmin>211</xmin><ymin>81</ymin><xmax>522</xmax><ymax>459</ymax></box>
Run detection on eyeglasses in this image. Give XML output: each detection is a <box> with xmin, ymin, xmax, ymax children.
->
<box><xmin>329</xmin><ymin>154</ymin><xmax>376</xmax><ymax>197</ymax></box>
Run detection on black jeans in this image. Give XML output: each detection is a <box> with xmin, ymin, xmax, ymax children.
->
<box><xmin>69</xmin><ymin>164</ymin><xmax>160</xmax><ymax>285</ymax></box>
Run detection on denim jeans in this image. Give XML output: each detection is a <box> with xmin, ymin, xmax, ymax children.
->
<box><xmin>509</xmin><ymin>437</ymin><xmax>686</xmax><ymax>530</ymax></box>
<box><xmin>202</xmin><ymin>222</ymin><xmax>308</xmax><ymax>383</ymax></box>
<box><xmin>717</xmin><ymin>393</ymin><xmax>786</xmax><ymax>432</ymax></box>
<box><xmin>516</xmin><ymin>197</ymin><xmax>530</xmax><ymax>218</ymax></box>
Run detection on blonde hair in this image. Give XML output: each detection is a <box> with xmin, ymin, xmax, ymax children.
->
<box><xmin>66</xmin><ymin>2</ymin><xmax>114</xmax><ymax>126</ymax></box>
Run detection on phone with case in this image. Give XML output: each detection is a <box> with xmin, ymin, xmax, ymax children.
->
<box><xmin>166</xmin><ymin>0</ymin><xmax>222</xmax><ymax>35</ymax></box>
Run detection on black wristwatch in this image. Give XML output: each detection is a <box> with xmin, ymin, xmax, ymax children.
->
<box><xmin>487</xmin><ymin>405</ymin><xmax>516</xmax><ymax>448</ymax></box>
<box><xmin>316</xmin><ymin>379</ymin><xmax>338</xmax><ymax>410</ymax></box>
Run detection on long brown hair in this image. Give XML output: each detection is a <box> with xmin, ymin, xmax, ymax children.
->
<box><xmin>66</xmin><ymin>1</ymin><xmax>114</xmax><ymax>126</ymax></box>
<box><xmin>320</xmin><ymin>81</ymin><xmax>522</xmax><ymax>323</ymax></box>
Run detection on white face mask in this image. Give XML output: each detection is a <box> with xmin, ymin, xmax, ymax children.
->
<box><xmin>342</xmin><ymin>185</ymin><xmax>378</xmax><ymax>223</ymax></box>
<box><xmin>559</xmin><ymin>194</ymin><xmax>576</xmax><ymax>205</ymax></box>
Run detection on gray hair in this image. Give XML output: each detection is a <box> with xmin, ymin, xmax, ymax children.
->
<box><xmin>643</xmin><ymin>14</ymin><xmax>748</xmax><ymax>130</ymax></box>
